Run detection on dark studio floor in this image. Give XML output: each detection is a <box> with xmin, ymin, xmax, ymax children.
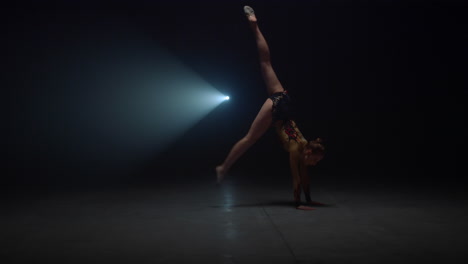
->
<box><xmin>2</xmin><ymin>171</ymin><xmax>467</xmax><ymax>264</ymax></box>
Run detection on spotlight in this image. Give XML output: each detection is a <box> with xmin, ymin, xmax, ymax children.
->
<box><xmin>224</xmin><ymin>96</ymin><xmax>230</xmax><ymax>101</ymax></box>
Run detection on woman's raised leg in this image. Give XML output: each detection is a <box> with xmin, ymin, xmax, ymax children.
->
<box><xmin>245</xmin><ymin>6</ymin><xmax>285</xmax><ymax>96</ymax></box>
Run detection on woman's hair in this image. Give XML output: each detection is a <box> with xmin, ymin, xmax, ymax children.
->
<box><xmin>307</xmin><ymin>137</ymin><xmax>325</xmax><ymax>156</ymax></box>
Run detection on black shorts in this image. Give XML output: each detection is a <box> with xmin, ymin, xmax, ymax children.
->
<box><xmin>268</xmin><ymin>90</ymin><xmax>294</xmax><ymax>122</ymax></box>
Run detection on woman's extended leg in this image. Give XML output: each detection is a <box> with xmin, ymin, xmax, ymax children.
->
<box><xmin>216</xmin><ymin>99</ymin><xmax>273</xmax><ymax>183</ymax></box>
<box><xmin>245</xmin><ymin>6</ymin><xmax>285</xmax><ymax>96</ymax></box>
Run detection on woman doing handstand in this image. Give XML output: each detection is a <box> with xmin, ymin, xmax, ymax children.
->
<box><xmin>216</xmin><ymin>6</ymin><xmax>325</xmax><ymax>210</ymax></box>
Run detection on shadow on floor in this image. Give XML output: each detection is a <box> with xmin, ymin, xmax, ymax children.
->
<box><xmin>210</xmin><ymin>200</ymin><xmax>336</xmax><ymax>208</ymax></box>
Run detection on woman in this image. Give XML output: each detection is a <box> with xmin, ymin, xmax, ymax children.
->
<box><xmin>216</xmin><ymin>6</ymin><xmax>325</xmax><ymax>210</ymax></box>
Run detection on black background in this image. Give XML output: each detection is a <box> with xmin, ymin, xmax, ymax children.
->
<box><xmin>2</xmin><ymin>0</ymin><xmax>466</xmax><ymax>191</ymax></box>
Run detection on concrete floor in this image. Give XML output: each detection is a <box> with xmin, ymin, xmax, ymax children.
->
<box><xmin>2</xmin><ymin>175</ymin><xmax>467</xmax><ymax>264</ymax></box>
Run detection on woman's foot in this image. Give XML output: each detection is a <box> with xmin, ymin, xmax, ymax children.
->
<box><xmin>296</xmin><ymin>205</ymin><xmax>316</xmax><ymax>211</ymax></box>
<box><xmin>243</xmin><ymin>6</ymin><xmax>257</xmax><ymax>22</ymax></box>
<box><xmin>215</xmin><ymin>165</ymin><xmax>225</xmax><ymax>184</ymax></box>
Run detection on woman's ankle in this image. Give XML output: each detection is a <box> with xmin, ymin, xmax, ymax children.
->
<box><xmin>215</xmin><ymin>166</ymin><xmax>226</xmax><ymax>184</ymax></box>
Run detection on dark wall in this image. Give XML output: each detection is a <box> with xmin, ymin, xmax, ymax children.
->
<box><xmin>2</xmin><ymin>0</ymin><xmax>466</xmax><ymax>189</ymax></box>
